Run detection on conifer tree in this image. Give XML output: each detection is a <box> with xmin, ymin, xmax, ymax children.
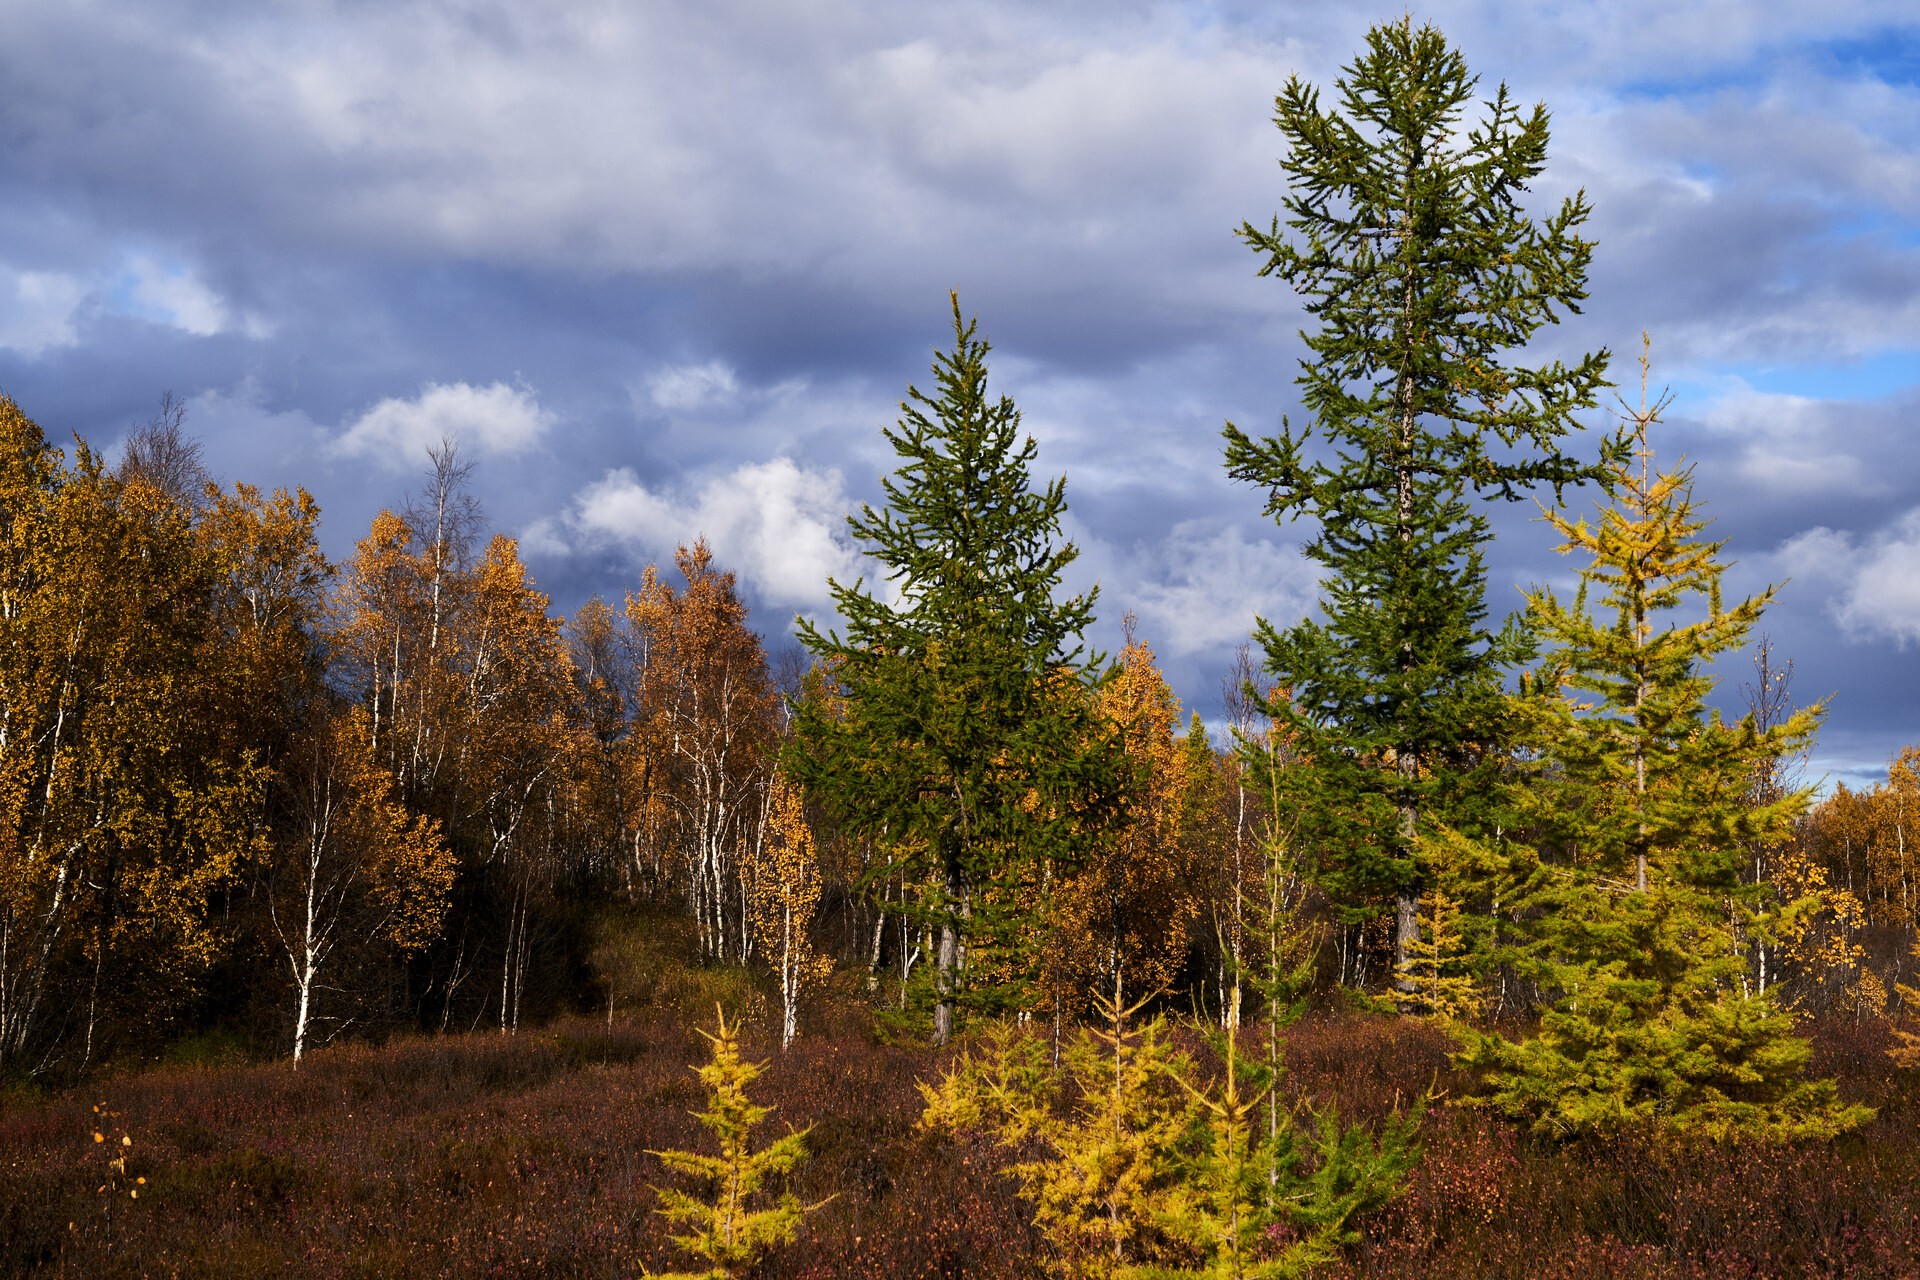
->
<box><xmin>648</xmin><ymin>1007</ymin><xmax>817</xmax><ymax>1279</ymax></box>
<box><xmin>791</xmin><ymin>295</ymin><xmax>1124</xmax><ymax>1045</ymax></box>
<box><xmin>1223</xmin><ymin>18</ymin><xmax>1614</xmax><ymax>980</ymax></box>
<box><xmin>921</xmin><ymin>983</ymin><xmax>1194</xmax><ymax>1278</ymax></box>
<box><xmin>1461</xmin><ymin>347</ymin><xmax>1871</xmax><ymax>1141</ymax></box>
<box><xmin>920</xmin><ymin>988</ymin><xmax>1420</xmax><ymax>1279</ymax></box>
<box><xmin>1390</xmin><ymin>885</ymin><xmax>1481</xmax><ymax>1021</ymax></box>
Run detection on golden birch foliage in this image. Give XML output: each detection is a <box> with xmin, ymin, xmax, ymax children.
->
<box><xmin>1800</xmin><ymin>748</ymin><xmax>1920</xmax><ymax>931</ymax></box>
<box><xmin>1050</xmin><ymin>631</ymin><xmax>1201</xmax><ymax>1007</ymax></box>
<box><xmin>331</xmin><ymin>508</ymin><xmax>447</xmax><ymax>796</ymax></box>
<box><xmin>1767</xmin><ymin>839</ymin><xmax>1870</xmax><ymax>1013</ymax></box>
<box><xmin>746</xmin><ymin>771</ymin><xmax>834</xmax><ymax>1048</ymax></box>
<box><xmin>0</xmin><ymin>397</ymin><xmax>269</xmax><ymax>1063</ymax></box>
<box><xmin>460</xmin><ymin>535</ymin><xmax>576</xmax><ymax>857</ymax></box>
<box><xmin>271</xmin><ymin>707</ymin><xmax>453</xmax><ymax>1060</ymax></box>
<box><xmin>648</xmin><ymin>1007</ymin><xmax>816</xmax><ymax>1280</ymax></box>
<box><xmin>1869</xmin><ymin>749</ymin><xmax>1920</xmax><ymax>928</ymax></box>
<box><xmin>195</xmin><ymin>480</ymin><xmax>333</xmax><ymax>749</ymax></box>
<box><xmin>626</xmin><ymin>541</ymin><xmax>779</xmax><ymax>962</ymax></box>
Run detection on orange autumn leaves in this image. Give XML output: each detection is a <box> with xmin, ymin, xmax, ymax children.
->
<box><xmin>1045</xmin><ymin>625</ymin><xmax>1207</xmax><ymax>1009</ymax></box>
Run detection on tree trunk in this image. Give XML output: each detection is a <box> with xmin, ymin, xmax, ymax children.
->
<box><xmin>932</xmin><ymin>861</ymin><xmax>968</xmax><ymax>1047</ymax></box>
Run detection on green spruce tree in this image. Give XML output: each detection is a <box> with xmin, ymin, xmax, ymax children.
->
<box><xmin>791</xmin><ymin>295</ymin><xmax>1124</xmax><ymax>1045</ymax></box>
<box><xmin>1460</xmin><ymin>345</ymin><xmax>1871</xmax><ymax>1141</ymax></box>
<box><xmin>1223</xmin><ymin>18</ymin><xmax>1614</xmax><ymax>983</ymax></box>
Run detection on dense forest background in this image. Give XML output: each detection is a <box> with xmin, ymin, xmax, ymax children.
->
<box><xmin>2</xmin><ymin>375</ymin><xmax>1915</xmax><ymax>1077</ymax></box>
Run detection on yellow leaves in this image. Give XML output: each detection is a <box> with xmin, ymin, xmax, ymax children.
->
<box><xmin>746</xmin><ymin>771</ymin><xmax>835</xmax><ymax>1047</ymax></box>
<box><xmin>1891</xmin><ymin>933</ymin><xmax>1920</xmax><ymax>1070</ymax></box>
<box><xmin>1044</xmin><ymin>628</ymin><xmax>1202</xmax><ymax>1007</ymax></box>
<box><xmin>0</xmin><ymin>395</ymin><xmax>280</xmax><ymax>1062</ymax></box>
<box><xmin>1802</xmin><ymin>748</ymin><xmax>1920</xmax><ymax>931</ymax></box>
<box><xmin>1392</xmin><ymin>887</ymin><xmax>1482</xmax><ymax>1021</ymax></box>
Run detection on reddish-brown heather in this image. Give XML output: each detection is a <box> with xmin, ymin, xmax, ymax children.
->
<box><xmin>0</xmin><ymin>1005</ymin><xmax>1910</xmax><ymax>1278</ymax></box>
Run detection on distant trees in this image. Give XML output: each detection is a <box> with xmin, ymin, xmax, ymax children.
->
<box><xmin>0</xmin><ymin>395</ymin><xmax>288</xmax><ymax>1071</ymax></box>
<box><xmin>791</xmin><ymin>296</ymin><xmax>1124</xmax><ymax>1045</ymax></box>
<box><xmin>1048</xmin><ymin>624</ymin><xmax>1203</xmax><ymax>1013</ymax></box>
<box><xmin>1224</xmin><ymin>17</ymin><xmax>1613</xmax><ymax>982</ymax></box>
<box><xmin>627</xmin><ymin>541</ymin><xmax>781</xmax><ymax>966</ymax></box>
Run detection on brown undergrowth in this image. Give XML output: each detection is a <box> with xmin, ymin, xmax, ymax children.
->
<box><xmin>0</xmin><ymin>1005</ymin><xmax>1911</xmax><ymax>1278</ymax></box>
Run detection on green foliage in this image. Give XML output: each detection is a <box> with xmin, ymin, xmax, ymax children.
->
<box><xmin>647</xmin><ymin>1007</ymin><xmax>817</xmax><ymax>1279</ymax></box>
<box><xmin>1462</xmin><ymin>887</ymin><xmax>1869</xmax><ymax>1141</ymax></box>
<box><xmin>1222</xmin><ymin>18</ymin><xmax>1614</xmax><ymax>954</ymax></box>
<box><xmin>1462</xmin><ymin>354</ymin><xmax>1871</xmax><ymax>1142</ymax></box>
<box><xmin>790</xmin><ymin>295</ymin><xmax>1125</xmax><ymax>1041</ymax></box>
<box><xmin>1153</xmin><ymin>1025</ymin><xmax>1421</xmax><ymax>1280</ymax></box>
<box><xmin>920</xmin><ymin>990</ymin><xmax>1421</xmax><ymax>1279</ymax></box>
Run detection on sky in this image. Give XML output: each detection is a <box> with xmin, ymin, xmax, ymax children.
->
<box><xmin>1</xmin><ymin>1</ymin><xmax>1917</xmax><ymax>791</ymax></box>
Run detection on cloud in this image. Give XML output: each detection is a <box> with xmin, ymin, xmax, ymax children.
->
<box><xmin>1120</xmin><ymin>521</ymin><xmax>1319</xmax><ymax>658</ymax></box>
<box><xmin>2</xmin><ymin>0</ymin><xmax>1918</xmax><ymax>781</ymax></box>
<box><xmin>330</xmin><ymin>381</ymin><xmax>555</xmax><ymax>470</ymax></box>
<box><xmin>120</xmin><ymin>255</ymin><xmax>227</xmax><ymax>336</ymax></box>
<box><xmin>1777</xmin><ymin>509</ymin><xmax>1920</xmax><ymax>646</ymax></box>
<box><xmin>550</xmin><ymin>458</ymin><xmax>864</xmax><ymax>615</ymax></box>
<box><xmin>646</xmin><ymin>361</ymin><xmax>740</xmax><ymax>411</ymax></box>
<box><xmin>0</xmin><ymin>267</ymin><xmax>85</xmax><ymax>355</ymax></box>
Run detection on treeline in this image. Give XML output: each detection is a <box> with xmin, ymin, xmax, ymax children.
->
<box><xmin>1</xmin><ymin>372</ymin><xmax>1913</xmax><ymax>1083</ymax></box>
<box><xmin>0</xmin><ymin>390</ymin><xmax>1288</xmax><ymax>1073</ymax></box>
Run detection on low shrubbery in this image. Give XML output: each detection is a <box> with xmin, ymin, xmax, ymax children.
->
<box><xmin>0</xmin><ymin>992</ymin><xmax>1911</xmax><ymax>1278</ymax></box>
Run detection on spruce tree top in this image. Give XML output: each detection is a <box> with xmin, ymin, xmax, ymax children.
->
<box><xmin>1228</xmin><ymin>17</ymin><xmax>1614</xmax><ymax>511</ymax></box>
<box><xmin>806</xmin><ymin>293</ymin><xmax>1097</xmax><ymax>677</ymax></box>
<box><xmin>1221</xmin><ymin>18</ymin><xmax>1618</xmax><ymax>922</ymax></box>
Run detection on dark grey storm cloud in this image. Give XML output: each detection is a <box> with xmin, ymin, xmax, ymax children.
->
<box><xmin>1</xmin><ymin>0</ymin><xmax>1916</xmax><ymax>791</ymax></box>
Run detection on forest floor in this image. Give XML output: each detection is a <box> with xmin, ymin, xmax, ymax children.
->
<box><xmin>2</xmin><ymin>978</ymin><xmax>1915</xmax><ymax>1279</ymax></box>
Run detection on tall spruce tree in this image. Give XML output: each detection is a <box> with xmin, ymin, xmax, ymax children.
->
<box><xmin>1460</xmin><ymin>348</ymin><xmax>1870</xmax><ymax>1141</ymax></box>
<box><xmin>1223</xmin><ymin>18</ymin><xmax>1614</xmax><ymax>980</ymax></box>
<box><xmin>790</xmin><ymin>295</ymin><xmax>1123</xmax><ymax>1046</ymax></box>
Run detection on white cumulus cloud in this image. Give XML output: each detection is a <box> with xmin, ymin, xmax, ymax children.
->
<box><xmin>331</xmin><ymin>381</ymin><xmax>555</xmax><ymax>471</ymax></box>
<box><xmin>0</xmin><ymin>268</ymin><xmax>85</xmax><ymax>355</ymax></box>
<box><xmin>646</xmin><ymin>360</ymin><xmax>740</xmax><ymax>411</ymax></box>
<box><xmin>1777</xmin><ymin>509</ymin><xmax>1920</xmax><ymax>647</ymax></box>
<box><xmin>1125</xmin><ymin>521</ymin><xmax>1319</xmax><ymax>658</ymax></box>
<box><xmin>559</xmin><ymin>457</ymin><xmax>864</xmax><ymax>614</ymax></box>
<box><xmin>122</xmin><ymin>254</ymin><xmax>228</xmax><ymax>336</ymax></box>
